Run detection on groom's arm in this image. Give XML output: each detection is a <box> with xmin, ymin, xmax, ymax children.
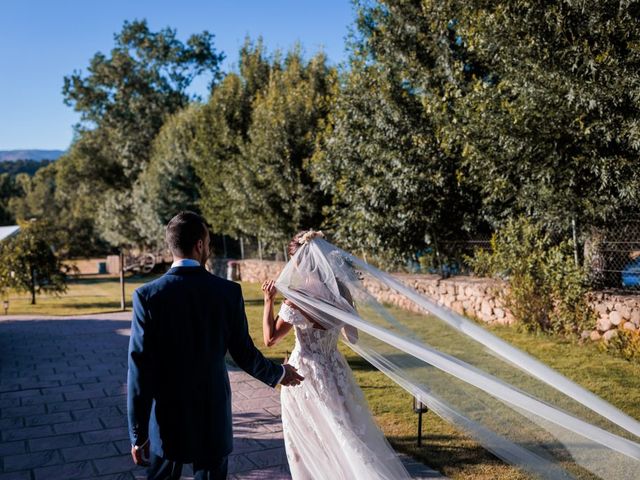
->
<box><xmin>127</xmin><ymin>289</ymin><xmax>153</xmax><ymax>448</ymax></box>
<box><xmin>228</xmin><ymin>284</ymin><xmax>285</xmax><ymax>388</ymax></box>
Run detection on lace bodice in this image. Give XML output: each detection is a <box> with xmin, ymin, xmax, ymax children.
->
<box><xmin>279</xmin><ymin>302</ymin><xmax>341</xmax><ymax>356</ymax></box>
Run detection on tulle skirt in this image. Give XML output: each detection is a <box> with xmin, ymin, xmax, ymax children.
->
<box><xmin>280</xmin><ymin>348</ymin><xmax>411</xmax><ymax>480</ymax></box>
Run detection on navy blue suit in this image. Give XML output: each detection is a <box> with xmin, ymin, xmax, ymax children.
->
<box><xmin>127</xmin><ymin>265</ymin><xmax>282</xmax><ymax>472</ymax></box>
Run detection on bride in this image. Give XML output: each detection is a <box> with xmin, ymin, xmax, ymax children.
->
<box><xmin>261</xmin><ymin>230</ymin><xmax>411</xmax><ymax>480</ymax></box>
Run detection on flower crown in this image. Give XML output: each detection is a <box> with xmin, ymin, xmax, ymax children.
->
<box><xmin>298</xmin><ymin>230</ymin><xmax>325</xmax><ymax>245</ymax></box>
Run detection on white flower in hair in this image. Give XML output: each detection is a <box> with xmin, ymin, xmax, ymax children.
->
<box><xmin>298</xmin><ymin>230</ymin><xmax>325</xmax><ymax>245</ymax></box>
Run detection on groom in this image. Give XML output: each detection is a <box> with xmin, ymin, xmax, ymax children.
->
<box><xmin>127</xmin><ymin>211</ymin><xmax>303</xmax><ymax>480</ymax></box>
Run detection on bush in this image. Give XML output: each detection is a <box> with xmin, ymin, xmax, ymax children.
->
<box><xmin>467</xmin><ymin>217</ymin><xmax>595</xmax><ymax>336</ymax></box>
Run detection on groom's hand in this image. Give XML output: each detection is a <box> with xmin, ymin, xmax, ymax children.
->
<box><xmin>280</xmin><ymin>364</ymin><xmax>304</xmax><ymax>386</ymax></box>
<box><xmin>131</xmin><ymin>440</ymin><xmax>150</xmax><ymax>466</ymax></box>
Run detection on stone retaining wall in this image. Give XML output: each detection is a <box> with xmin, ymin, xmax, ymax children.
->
<box><xmin>360</xmin><ymin>274</ymin><xmax>515</xmax><ymax>324</ymax></box>
<box><xmin>236</xmin><ymin>260</ymin><xmax>640</xmax><ymax>336</ymax></box>
<box><xmin>236</xmin><ymin>260</ymin><xmax>514</xmax><ymax>324</ymax></box>
<box><xmin>586</xmin><ymin>292</ymin><xmax>640</xmax><ymax>341</ymax></box>
<box><xmin>235</xmin><ymin>259</ymin><xmax>287</xmax><ymax>284</ymax></box>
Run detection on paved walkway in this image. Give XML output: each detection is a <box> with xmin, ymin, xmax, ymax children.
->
<box><xmin>0</xmin><ymin>313</ymin><xmax>444</xmax><ymax>479</ymax></box>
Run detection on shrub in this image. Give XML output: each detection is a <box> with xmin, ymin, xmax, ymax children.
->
<box><xmin>467</xmin><ymin>217</ymin><xmax>595</xmax><ymax>336</ymax></box>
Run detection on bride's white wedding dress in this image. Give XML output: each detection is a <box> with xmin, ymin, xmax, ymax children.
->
<box><xmin>278</xmin><ymin>302</ymin><xmax>411</xmax><ymax>480</ymax></box>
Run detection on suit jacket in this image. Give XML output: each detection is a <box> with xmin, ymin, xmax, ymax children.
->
<box><xmin>127</xmin><ymin>266</ymin><xmax>283</xmax><ymax>465</ymax></box>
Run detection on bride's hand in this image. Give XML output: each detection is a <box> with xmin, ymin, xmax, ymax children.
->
<box><xmin>261</xmin><ymin>280</ymin><xmax>277</xmax><ymax>301</ymax></box>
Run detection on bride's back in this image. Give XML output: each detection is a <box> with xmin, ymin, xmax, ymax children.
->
<box><xmin>279</xmin><ymin>302</ymin><xmax>342</xmax><ymax>357</ymax></box>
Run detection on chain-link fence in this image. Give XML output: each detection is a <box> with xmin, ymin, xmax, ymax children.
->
<box><xmin>585</xmin><ymin>221</ymin><xmax>640</xmax><ymax>292</ymax></box>
<box><xmin>401</xmin><ymin>235</ymin><xmax>492</xmax><ymax>277</ymax></box>
<box><xmin>210</xmin><ymin>235</ymin><xmax>289</xmax><ymax>262</ymax></box>
<box><xmin>406</xmin><ymin>222</ymin><xmax>640</xmax><ymax>292</ymax></box>
<box><xmin>214</xmin><ymin>222</ymin><xmax>640</xmax><ymax>291</ymax></box>
<box><xmin>428</xmin><ymin>224</ymin><xmax>640</xmax><ymax>291</ymax></box>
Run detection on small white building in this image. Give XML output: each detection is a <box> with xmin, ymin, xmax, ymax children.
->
<box><xmin>0</xmin><ymin>225</ymin><xmax>20</xmax><ymax>242</ymax></box>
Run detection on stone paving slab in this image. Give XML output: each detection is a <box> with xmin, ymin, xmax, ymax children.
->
<box><xmin>0</xmin><ymin>313</ymin><xmax>445</xmax><ymax>479</ymax></box>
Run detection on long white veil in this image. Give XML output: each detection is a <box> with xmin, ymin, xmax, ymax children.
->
<box><xmin>275</xmin><ymin>237</ymin><xmax>640</xmax><ymax>479</ymax></box>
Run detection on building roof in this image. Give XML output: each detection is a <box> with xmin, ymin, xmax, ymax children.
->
<box><xmin>0</xmin><ymin>225</ymin><xmax>20</xmax><ymax>242</ymax></box>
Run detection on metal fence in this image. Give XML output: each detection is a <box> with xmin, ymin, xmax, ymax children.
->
<box><xmin>410</xmin><ymin>237</ymin><xmax>493</xmax><ymax>277</ymax></box>
<box><xmin>210</xmin><ymin>235</ymin><xmax>289</xmax><ymax>262</ymax></box>
<box><xmin>213</xmin><ymin>222</ymin><xmax>640</xmax><ymax>291</ymax></box>
<box><xmin>586</xmin><ymin>221</ymin><xmax>640</xmax><ymax>291</ymax></box>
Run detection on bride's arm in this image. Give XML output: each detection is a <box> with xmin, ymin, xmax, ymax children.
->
<box><xmin>262</xmin><ymin>280</ymin><xmax>292</xmax><ymax>347</ymax></box>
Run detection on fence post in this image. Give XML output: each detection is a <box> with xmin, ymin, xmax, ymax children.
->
<box><xmin>119</xmin><ymin>249</ymin><xmax>125</xmax><ymax>311</ymax></box>
<box><xmin>240</xmin><ymin>237</ymin><xmax>245</xmax><ymax>260</ymax></box>
<box><xmin>283</xmin><ymin>244</ymin><xmax>288</xmax><ymax>262</ymax></box>
<box><xmin>258</xmin><ymin>237</ymin><xmax>263</xmax><ymax>261</ymax></box>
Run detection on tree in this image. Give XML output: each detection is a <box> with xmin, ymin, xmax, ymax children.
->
<box><xmin>8</xmin><ymin>155</ymin><xmax>109</xmax><ymax>258</ymax></box>
<box><xmin>444</xmin><ymin>1</ymin><xmax>640</xmax><ymax>234</ymax></box>
<box><xmin>192</xmin><ymin>39</ymin><xmax>274</xmax><ymax>238</ymax></box>
<box><xmin>63</xmin><ymin>19</ymin><xmax>223</xmax><ymax>180</ymax></box>
<box><xmin>131</xmin><ymin>104</ymin><xmax>203</xmax><ymax>247</ymax></box>
<box><xmin>0</xmin><ymin>221</ymin><xmax>68</xmax><ymax>305</ymax></box>
<box><xmin>240</xmin><ymin>47</ymin><xmax>335</xmax><ymax>247</ymax></box>
<box><xmin>51</xmin><ymin>134</ymin><xmax>117</xmax><ymax>256</ymax></box>
<box><xmin>0</xmin><ymin>173</ymin><xmax>20</xmax><ymax>225</ymax></box>
<box><xmin>8</xmin><ymin>165</ymin><xmax>56</xmax><ymax>222</ymax></box>
<box><xmin>61</xmin><ymin>19</ymin><xmax>224</xmax><ymax>248</ymax></box>
<box><xmin>311</xmin><ymin>1</ymin><xmax>482</xmax><ymax>265</ymax></box>
<box><xmin>359</xmin><ymin>0</ymin><xmax>640</xmax><ymax>237</ymax></box>
<box><xmin>193</xmin><ymin>40</ymin><xmax>335</xmax><ymax>249</ymax></box>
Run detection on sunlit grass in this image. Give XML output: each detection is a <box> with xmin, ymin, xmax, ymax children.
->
<box><xmin>4</xmin><ymin>274</ymin><xmax>158</xmax><ymax>316</ymax></box>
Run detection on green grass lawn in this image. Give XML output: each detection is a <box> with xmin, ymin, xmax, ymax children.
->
<box><xmin>7</xmin><ymin>276</ymin><xmax>640</xmax><ymax>479</ymax></box>
<box><xmin>3</xmin><ymin>274</ymin><xmax>158</xmax><ymax>316</ymax></box>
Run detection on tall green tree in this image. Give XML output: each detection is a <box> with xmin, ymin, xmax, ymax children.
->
<box><xmin>360</xmin><ymin>0</ymin><xmax>640</xmax><ymax>236</ymax></box>
<box><xmin>240</xmin><ymin>47</ymin><xmax>335</xmax><ymax>247</ymax></box>
<box><xmin>192</xmin><ymin>39</ymin><xmax>274</xmax><ymax>238</ymax></box>
<box><xmin>194</xmin><ymin>40</ymin><xmax>335</xmax><ymax>249</ymax></box>
<box><xmin>61</xmin><ymin>19</ymin><xmax>224</xmax><ymax>248</ymax></box>
<box><xmin>441</xmin><ymin>1</ymin><xmax>640</xmax><ymax>234</ymax></box>
<box><xmin>132</xmin><ymin>104</ymin><xmax>202</xmax><ymax>247</ymax></box>
<box><xmin>63</xmin><ymin>19</ymin><xmax>223</xmax><ymax>179</ymax></box>
<box><xmin>312</xmin><ymin>2</ymin><xmax>481</xmax><ymax>264</ymax></box>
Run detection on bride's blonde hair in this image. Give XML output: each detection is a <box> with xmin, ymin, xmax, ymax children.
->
<box><xmin>287</xmin><ymin>230</ymin><xmax>325</xmax><ymax>257</ymax></box>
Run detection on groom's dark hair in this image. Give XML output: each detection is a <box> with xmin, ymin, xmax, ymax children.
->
<box><xmin>166</xmin><ymin>211</ymin><xmax>208</xmax><ymax>257</ymax></box>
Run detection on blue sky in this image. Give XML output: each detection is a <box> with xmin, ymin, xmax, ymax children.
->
<box><xmin>0</xmin><ymin>1</ymin><xmax>355</xmax><ymax>150</ymax></box>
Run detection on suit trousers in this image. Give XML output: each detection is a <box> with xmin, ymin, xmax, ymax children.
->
<box><xmin>147</xmin><ymin>453</ymin><xmax>228</xmax><ymax>480</ymax></box>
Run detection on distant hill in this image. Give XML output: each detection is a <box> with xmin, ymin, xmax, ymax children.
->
<box><xmin>0</xmin><ymin>159</ymin><xmax>53</xmax><ymax>176</ymax></box>
<box><xmin>0</xmin><ymin>150</ymin><xmax>65</xmax><ymax>162</ymax></box>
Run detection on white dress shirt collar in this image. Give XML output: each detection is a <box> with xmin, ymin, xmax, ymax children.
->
<box><xmin>171</xmin><ymin>258</ymin><xmax>202</xmax><ymax>268</ymax></box>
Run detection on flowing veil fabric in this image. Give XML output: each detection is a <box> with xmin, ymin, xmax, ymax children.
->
<box><xmin>275</xmin><ymin>238</ymin><xmax>640</xmax><ymax>479</ymax></box>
